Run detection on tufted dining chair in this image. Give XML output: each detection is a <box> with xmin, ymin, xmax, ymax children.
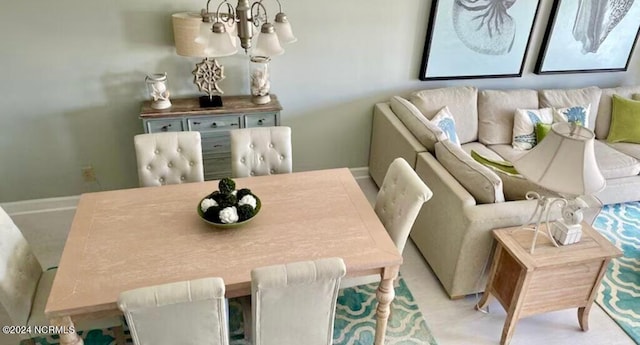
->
<box><xmin>118</xmin><ymin>277</ymin><xmax>229</xmax><ymax>345</ymax></box>
<box><xmin>0</xmin><ymin>206</ymin><xmax>125</xmax><ymax>345</ymax></box>
<box><xmin>134</xmin><ymin>131</ymin><xmax>204</xmax><ymax>187</ymax></box>
<box><xmin>341</xmin><ymin>157</ymin><xmax>433</xmax><ymax>288</ymax></box>
<box><xmin>251</xmin><ymin>257</ymin><xmax>346</xmax><ymax>345</ymax></box>
<box><xmin>230</xmin><ymin>126</ymin><xmax>292</xmax><ymax>178</ymax></box>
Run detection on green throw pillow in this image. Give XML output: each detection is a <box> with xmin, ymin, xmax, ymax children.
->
<box><xmin>607</xmin><ymin>94</ymin><xmax>640</xmax><ymax>144</ymax></box>
<box><xmin>470</xmin><ymin>150</ymin><xmax>519</xmax><ymax>175</ymax></box>
<box><xmin>535</xmin><ymin>123</ymin><xmax>552</xmax><ymax>143</ymax></box>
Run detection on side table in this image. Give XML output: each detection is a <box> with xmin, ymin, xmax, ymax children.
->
<box><xmin>477</xmin><ymin>222</ymin><xmax>621</xmax><ymax>345</ymax></box>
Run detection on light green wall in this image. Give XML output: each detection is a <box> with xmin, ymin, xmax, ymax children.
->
<box><xmin>1</xmin><ymin>0</ymin><xmax>638</xmax><ymax>202</ymax></box>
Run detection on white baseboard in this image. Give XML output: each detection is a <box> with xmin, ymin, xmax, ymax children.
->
<box><xmin>350</xmin><ymin>167</ymin><xmax>370</xmax><ymax>180</ymax></box>
<box><xmin>1</xmin><ymin>196</ymin><xmax>80</xmax><ymax>216</ymax></box>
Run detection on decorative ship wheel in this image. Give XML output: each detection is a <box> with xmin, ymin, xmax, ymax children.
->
<box><xmin>192</xmin><ymin>58</ymin><xmax>225</xmax><ymax>107</ymax></box>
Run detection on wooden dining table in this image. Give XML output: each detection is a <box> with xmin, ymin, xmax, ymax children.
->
<box><xmin>45</xmin><ymin>168</ymin><xmax>403</xmax><ymax>345</ymax></box>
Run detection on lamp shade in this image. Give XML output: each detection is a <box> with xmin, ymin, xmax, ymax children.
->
<box><xmin>204</xmin><ymin>23</ymin><xmax>238</xmax><ymax>57</ymax></box>
<box><xmin>513</xmin><ymin>122</ymin><xmax>606</xmax><ymax>196</ymax></box>
<box><xmin>274</xmin><ymin>12</ymin><xmax>297</xmax><ymax>44</ymax></box>
<box><xmin>172</xmin><ymin>12</ymin><xmax>208</xmax><ymax>57</ymax></box>
<box><xmin>252</xmin><ymin>23</ymin><xmax>284</xmax><ymax>57</ymax></box>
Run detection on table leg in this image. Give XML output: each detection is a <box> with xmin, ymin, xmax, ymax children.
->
<box><xmin>374</xmin><ymin>277</ymin><xmax>395</xmax><ymax>345</ymax></box>
<box><xmin>50</xmin><ymin>316</ymin><xmax>83</xmax><ymax>345</ymax></box>
<box><xmin>578</xmin><ymin>305</ymin><xmax>591</xmax><ymax>331</ymax></box>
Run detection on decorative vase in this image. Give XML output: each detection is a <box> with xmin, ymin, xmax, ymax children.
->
<box><xmin>145</xmin><ymin>73</ymin><xmax>172</xmax><ymax>110</ymax></box>
<box><xmin>249</xmin><ymin>56</ymin><xmax>271</xmax><ymax>105</ymax></box>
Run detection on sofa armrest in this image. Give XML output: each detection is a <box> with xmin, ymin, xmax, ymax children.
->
<box><xmin>369</xmin><ymin>102</ymin><xmax>426</xmax><ymax>186</ymax></box>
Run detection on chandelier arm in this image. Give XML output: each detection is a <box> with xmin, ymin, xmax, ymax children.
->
<box><xmin>214</xmin><ymin>0</ymin><xmax>234</xmax><ymax>23</ymax></box>
<box><xmin>251</xmin><ymin>1</ymin><xmax>270</xmax><ymax>27</ymax></box>
<box><xmin>273</xmin><ymin>0</ymin><xmax>283</xmax><ymax>13</ymax></box>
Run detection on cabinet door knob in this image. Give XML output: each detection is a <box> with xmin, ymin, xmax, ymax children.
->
<box><xmin>193</xmin><ymin>121</ymin><xmax>201</xmax><ymax>125</ymax></box>
<box><xmin>211</xmin><ymin>123</ymin><xmax>217</xmax><ymax>128</ymax></box>
<box><xmin>161</xmin><ymin>124</ymin><xmax>172</xmax><ymax>131</ymax></box>
<box><xmin>231</xmin><ymin>123</ymin><xmax>238</xmax><ymax>126</ymax></box>
<box><xmin>213</xmin><ymin>144</ymin><xmax>222</xmax><ymax>148</ymax></box>
<box><xmin>257</xmin><ymin>119</ymin><xmax>264</xmax><ymax>125</ymax></box>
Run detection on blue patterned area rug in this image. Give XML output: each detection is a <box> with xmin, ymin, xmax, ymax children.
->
<box><xmin>593</xmin><ymin>202</ymin><xmax>640</xmax><ymax>344</ymax></box>
<box><xmin>24</xmin><ymin>276</ymin><xmax>436</xmax><ymax>345</ymax></box>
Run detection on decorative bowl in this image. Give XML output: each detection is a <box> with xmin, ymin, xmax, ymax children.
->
<box><xmin>197</xmin><ymin>195</ymin><xmax>261</xmax><ymax>229</ymax></box>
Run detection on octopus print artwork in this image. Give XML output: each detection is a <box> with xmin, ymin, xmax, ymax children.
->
<box><xmin>536</xmin><ymin>0</ymin><xmax>640</xmax><ymax>74</ymax></box>
<box><xmin>452</xmin><ymin>0</ymin><xmax>517</xmax><ymax>55</ymax></box>
<box><xmin>419</xmin><ymin>0</ymin><xmax>541</xmax><ymax>80</ymax></box>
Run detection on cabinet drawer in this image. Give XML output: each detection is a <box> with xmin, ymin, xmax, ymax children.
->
<box><xmin>244</xmin><ymin>112</ymin><xmax>278</xmax><ymax>128</ymax></box>
<box><xmin>201</xmin><ymin>132</ymin><xmax>231</xmax><ymax>154</ymax></box>
<box><xmin>145</xmin><ymin>119</ymin><xmax>184</xmax><ymax>133</ymax></box>
<box><xmin>187</xmin><ymin>115</ymin><xmax>241</xmax><ymax>132</ymax></box>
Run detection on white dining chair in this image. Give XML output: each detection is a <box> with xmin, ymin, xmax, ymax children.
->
<box><xmin>230</xmin><ymin>126</ymin><xmax>292</xmax><ymax>177</ymax></box>
<box><xmin>0</xmin><ymin>206</ymin><xmax>125</xmax><ymax>345</ymax></box>
<box><xmin>341</xmin><ymin>157</ymin><xmax>433</xmax><ymax>288</ymax></box>
<box><xmin>134</xmin><ymin>131</ymin><xmax>204</xmax><ymax>187</ymax></box>
<box><xmin>251</xmin><ymin>257</ymin><xmax>346</xmax><ymax>345</ymax></box>
<box><xmin>118</xmin><ymin>277</ymin><xmax>229</xmax><ymax>345</ymax></box>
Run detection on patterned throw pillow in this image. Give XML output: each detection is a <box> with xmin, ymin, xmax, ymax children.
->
<box><xmin>553</xmin><ymin>104</ymin><xmax>590</xmax><ymax>127</ymax></box>
<box><xmin>431</xmin><ymin>106</ymin><xmax>461</xmax><ymax>147</ymax></box>
<box><xmin>512</xmin><ymin>108</ymin><xmax>553</xmax><ymax>150</ymax></box>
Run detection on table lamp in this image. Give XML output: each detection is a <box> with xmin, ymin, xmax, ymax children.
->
<box><xmin>513</xmin><ymin>121</ymin><xmax>606</xmax><ymax>254</ymax></box>
<box><xmin>172</xmin><ymin>12</ymin><xmax>237</xmax><ymax>108</ymax></box>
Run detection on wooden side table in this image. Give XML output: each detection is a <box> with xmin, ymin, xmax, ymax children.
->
<box><xmin>477</xmin><ymin>222</ymin><xmax>621</xmax><ymax>345</ymax></box>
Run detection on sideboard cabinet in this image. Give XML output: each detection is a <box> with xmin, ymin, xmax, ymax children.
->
<box><xmin>140</xmin><ymin>95</ymin><xmax>282</xmax><ymax>180</ymax></box>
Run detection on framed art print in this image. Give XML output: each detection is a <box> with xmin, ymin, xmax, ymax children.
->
<box><xmin>535</xmin><ymin>0</ymin><xmax>640</xmax><ymax>74</ymax></box>
<box><xmin>419</xmin><ymin>0</ymin><xmax>541</xmax><ymax>80</ymax></box>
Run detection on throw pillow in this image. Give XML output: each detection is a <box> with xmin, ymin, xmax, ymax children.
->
<box><xmin>435</xmin><ymin>141</ymin><xmax>504</xmax><ymax>204</ymax></box>
<box><xmin>431</xmin><ymin>106</ymin><xmax>461</xmax><ymax>147</ymax></box>
<box><xmin>470</xmin><ymin>150</ymin><xmax>518</xmax><ymax>175</ymax></box>
<box><xmin>607</xmin><ymin>95</ymin><xmax>640</xmax><ymax>144</ymax></box>
<box><xmin>512</xmin><ymin>108</ymin><xmax>553</xmax><ymax>150</ymax></box>
<box><xmin>470</xmin><ymin>150</ymin><xmax>557</xmax><ymax>201</ymax></box>
<box><xmin>389</xmin><ymin>96</ymin><xmax>445</xmax><ymax>152</ymax></box>
<box><xmin>553</xmin><ymin>104</ymin><xmax>590</xmax><ymax>127</ymax></box>
<box><xmin>535</xmin><ymin>123</ymin><xmax>552</xmax><ymax>143</ymax></box>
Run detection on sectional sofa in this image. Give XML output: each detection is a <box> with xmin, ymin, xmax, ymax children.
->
<box><xmin>369</xmin><ymin>85</ymin><xmax>640</xmax><ymax>298</ymax></box>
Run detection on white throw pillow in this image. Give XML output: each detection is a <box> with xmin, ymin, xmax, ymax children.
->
<box><xmin>553</xmin><ymin>104</ymin><xmax>591</xmax><ymax>127</ymax></box>
<box><xmin>431</xmin><ymin>106</ymin><xmax>461</xmax><ymax>147</ymax></box>
<box><xmin>512</xmin><ymin>108</ymin><xmax>553</xmax><ymax>150</ymax></box>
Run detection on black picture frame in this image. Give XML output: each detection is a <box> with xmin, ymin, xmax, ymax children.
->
<box><xmin>419</xmin><ymin>0</ymin><xmax>541</xmax><ymax>81</ymax></box>
<box><xmin>535</xmin><ymin>0</ymin><xmax>640</xmax><ymax>75</ymax></box>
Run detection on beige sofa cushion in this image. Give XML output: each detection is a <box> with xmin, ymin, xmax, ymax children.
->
<box><xmin>435</xmin><ymin>140</ymin><xmax>504</xmax><ymax>204</ymax></box>
<box><xmin>487</xmin><ymin>144</ymin><xmax>527</xmax><ymax>163</ymax></box>
<box><xmin>409</xmin><ymin>86</ymin><xmax>478</xmax><ymax>144</ymax></box>
<box><xmin>609</xmin><ymin>142</ymin><xmax>640</xmax><ymax>161</ymax></box>
<box><xmin>478</xmin><ymin>89</ymin><xmax>539</xmax><ymax>145</ymax></box>
<box><xmin>539</xmin><ymin>86</ymin><xmax>602</xmax><ymax>131</ymax></box>
<box><xmin>594</xmin><ymin>140</ymin><xmax>640</xmax><ymax>179</ymax></box>
<box><xmin>595</xmin><ymin>86</ymin><xmax>640</xmax><ymax>139</ymax></box>
<box><xmin>389</xmin><ymin>96</ymin><xmax>444</xmax><ymax>152</ymax></box>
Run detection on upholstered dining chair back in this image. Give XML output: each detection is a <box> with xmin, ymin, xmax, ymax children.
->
<box><xmin>375</xmin><ymin>158</ymin><xmax>433</xmax><ymax>254</ymax></box>
<box><xmin>251</xmin><ymin>257</ymin><xmax>346</xmax><ymax>345</ymax></box>
<box><xmin>134</xmin><ymin>131</ymin><xmax>204</xmax><ymax>187</ymax></box>
<box><xmin>0</xmin><ymin>207</ymin><xmax>124</xmax><ymax>344</ymax></box>
<box><xmin>0</xmin><ymin>206</ymin><xmax>43</xmax><ymax>330</ymax></box>
<box><xmin>230</xmin><ymin>126</ymin><xmax>292</xmax><ymax>177</ymax></box>
<box><xmin>118</xmin><ymin>277</ymin><xmax>229</xmax><ymax>345</ymax></box>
